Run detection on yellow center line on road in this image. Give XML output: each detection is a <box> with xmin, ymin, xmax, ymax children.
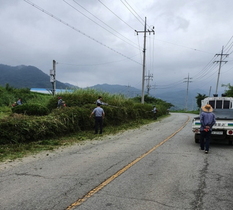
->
<box><xmin>66</xmin><ymin>116</ymin><xmax>190</xmax><ymax>210</ymax></box>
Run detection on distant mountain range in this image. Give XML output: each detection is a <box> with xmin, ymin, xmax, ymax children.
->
<box><xmin>90</xmin><ymin>84</ymin><xmax>208</xmax><ymax>110</ymax></box>
<box><xmin>0</xmin><ymin>64</ymin><xmax>70</xmax><ymax>89</ymax></box>
<box><xmin>0</xmin><ymin>64</ymin><xmax>207</xmax><ymax>110</ymax></box>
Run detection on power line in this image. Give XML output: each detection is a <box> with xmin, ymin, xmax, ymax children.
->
<box><xmin>57</xmin><ymin>53</ymin><xmax>141</xmax><ymax>67</ymax></box>
<box><xmin>67</xmin><ymin>0</ymin><xmax>140</xmax><ymax>49</ymax></box>
<box><xmin>149</xmin><ymin>52</ymin><xmax>219</xmax><ymax>91</ymax></box>
<box><xmin>123</xmin><ymin>0</ymin><xmax>144</xmax><ymax>23</ymax></box>
<box><xmin>224</xmin><ymin>42</ymin><xmax>233</xmax><ymax>56</ymax></box>
<box><xmin>123</xmin><ymin>0</ymin><xmax>154</xmax><ymax>31</ymax></box>
<box><xmin>224</xmin><ymin>35</ymin><xmax>233</xmax><ymax>51</ymax></box>
<box><xmin>221</xmin><ymin>65</ymin><xmax>233</xmax><ymax>74</ymax></box>
<box><xmin>120</xmin><ymin>0</ymin><xmax>144</xmax><ymax>26</ymax></box>
<box><xmin>192</xmin><ymin>57</ymin><xmax>218</xmax><ymax>81</ymax></box>
<box><xmin>155</xmin><ymin>81</ymin><xmax>184</xmax><ymax>89</ymax></box>
<box><xmin>154</xmin><ymin>38</ymin><xmax>214</xmax><ymax>54</ymax></box>
<box><xmin>23</xmin><ymin>0</ymin><xmax>142</xmax><ymax>66</ymax></box>
<box><xmin>96</xmin><ymin>0</ymin><xmax>146</xmax><ymax>61</ymax></box>
<box><xmin>97</xmin><ymin>0</ymin><xmax>135</xmax><ymax>31</ymax></box>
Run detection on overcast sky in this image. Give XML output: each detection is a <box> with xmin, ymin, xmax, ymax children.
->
<box><xmin>1</xmin><ymin>0</ymin><xmax>233</xmax><ymax>96</ymax></box>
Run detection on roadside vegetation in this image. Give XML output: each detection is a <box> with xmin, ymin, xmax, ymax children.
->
<box><xmin>0</xmin><ymin>85</ymin><xmax>172</xmax><ymax>162</ymax></box>
<box><xmin>2</xmin><ymin>84</ymin><xmax>232</xmax><ymax>162</ymax></box>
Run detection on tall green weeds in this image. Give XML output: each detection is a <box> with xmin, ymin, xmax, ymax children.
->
<box><xmin>0</xmin><ymin>87</ymin><xmax>172</xmax><ymax>144</ymax></box>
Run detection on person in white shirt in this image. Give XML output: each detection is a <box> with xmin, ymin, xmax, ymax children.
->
<box><xmin>96</xmin><ymin>96</ymin><xmax>108</xmax><ymax>105</ymax></box>
<box><xmin>152</xmin><ymin>106</ymin><xmax>157</xmax><ymax>120</ymax></box>
<box><xmin>90</xmin><ymin>103</ymin><xmax>105</xmax><ymax>134</ymax></box>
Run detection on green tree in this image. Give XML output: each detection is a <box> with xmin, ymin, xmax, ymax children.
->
<box><xmin>131</xmin><ymin>95</ymin><xmax>174</xmax><ymax>114</ymax></box>
<box><xmin>195</xmin><ymin>93</ymin><xmax>207</xmax><ymax>108</ymax></box>
<box><xmin>222</xmin><ymin>83</ymin><xmax>233</xmax><ymax>97</ymax></box>
<box><xmin>5</xmin><ymin>83</ymin><xmax>14</xmax><ymax>92</ymax></box>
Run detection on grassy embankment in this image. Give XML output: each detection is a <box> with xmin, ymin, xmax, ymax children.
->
<box><xmin>0</xmin><ymin>88</ymin><xmax>171</xmax><ymax>162</ymax></box>
<box><xmin>0</xmin><ymin>118</ymin><xmax>156</xmax><ymax>162</ymax></box>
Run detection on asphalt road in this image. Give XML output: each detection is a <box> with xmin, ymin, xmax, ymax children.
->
<box><xmin>0</xmin><ymin>113</ymin><xmax>233</xmax><ymax>210</ymax></box>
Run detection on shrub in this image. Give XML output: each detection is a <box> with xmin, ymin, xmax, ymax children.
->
<box><xmin>12</xmin><ymin>103</ymin><xmax>50</xmax><ymax>116</ymax></box>
<box><xmin>0</xmin><ymin>115</ymin><xmax>66</xmax><ymax>144</ymax></box>
<box><xmin>51</xmin><ymin>107</ymin><xmax>92</xmax><ymax>130</ymax></box>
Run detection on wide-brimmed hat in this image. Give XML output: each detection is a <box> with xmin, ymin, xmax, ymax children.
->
<box><xmin>201</xmin><ymin>104</ymin><xmax>213</xmax><ymax>112</ymax></box>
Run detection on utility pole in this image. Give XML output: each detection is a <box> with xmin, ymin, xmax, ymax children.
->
<box><xmin>50</xmin><ymin>60</ymin><xmax>56</xmax><ymax>96</ymax></box>
<box><xmin>214</xmin><ymin>46</ymin><xmax>228</xmax><ymax>95</ymax></box>
<box><xmin>135</xmin><ymin>17</ymin><xmax>155</xmax><ymax>103</ymax></box>
<box><xmin>126</xmin><ymin>84</ymin><xmax>131</xmax><ymax>98</ymax></box>
<box><xmin>145</xmin><ymin>71</ymin><xmax>153</xmax><ymax>95</ymax></box>
<box><xmin>151</xmin><ymin>84</ymin><xmax>157</xmax><ymax>96</ymax></box>
<box><xmin>208</xmin><ymin>86</ymin><xmax>212</xmax><ymax>97</ymax></box>
<box><xmin>184</xmin><ymin>74</ymin><xmax>192</xmax><ymax>111</ymax></box>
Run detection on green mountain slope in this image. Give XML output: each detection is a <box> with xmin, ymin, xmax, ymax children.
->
<box><xmin>0</xmin><ymin>64</ymin><xmax>69</xmax><ymax>89</ymax></box>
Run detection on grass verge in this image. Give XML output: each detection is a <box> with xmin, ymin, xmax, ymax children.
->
<box><xmin>0</xmin><ymin>118</ymin><xmax>158</xmax><ymax>163</ymax></box>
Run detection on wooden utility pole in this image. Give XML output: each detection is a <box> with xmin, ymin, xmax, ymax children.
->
<box><xmin>208</xmin><ymin>86</ymin><xmax>212</xmax><ymax>97</ymax></box>
<box><xmin>184</xmin><ymin>74</ymin><xmax>192</xmax><ymax>111</ymax></box>
<box><xmin>135</xmin><ymin>17</ymin><xmax>155</xmax><ymax>103</ymax></box>
<box><xmin>145</xmin><ymin>71</ymin><xmax>153</xmax><ymax>95</ymax></box>
<box><xmin>50</xmin><ymin>60</ymin><xmax>56</xmax><ymax>96</ymax></box>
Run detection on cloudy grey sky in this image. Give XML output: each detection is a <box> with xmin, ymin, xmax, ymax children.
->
<box><xmin>1</xmin><ymin>0</ymin><xmax>233</xmax><ymax>96</ymax></box>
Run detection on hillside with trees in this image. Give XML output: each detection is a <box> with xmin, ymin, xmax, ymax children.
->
<box><xmin>0</xmin><ymin>64</ymin><xmax>69</xmax><ymax>89</ymax></box>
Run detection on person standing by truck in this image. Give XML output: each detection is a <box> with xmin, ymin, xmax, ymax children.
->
<box><xmin>200</xmin><ymin>104</ymin><xmax>216</xmax><ymax>154</ymax></box>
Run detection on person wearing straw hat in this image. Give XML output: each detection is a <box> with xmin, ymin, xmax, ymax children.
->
<box><xmin>200</xmin><ymin>104</ymin><xmax>216</xmax><ymax>154</ymax></box>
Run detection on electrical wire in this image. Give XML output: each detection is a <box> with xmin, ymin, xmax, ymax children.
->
<box><xmin>137</xmin><ymin>34</ymin><xmax>142</xmax><ymax>63</ymax></box>
<box><xmin>57</xmin><ymin>53</ymin><xmax>141</xmax><ymax>67</ymax></box>
<box><xmin>67</xmin><ymin>0</ymin><xmax>140</xmax><ymax>50</ymax></box>
<box><xmin>123</xmin><ymin>0</ymin><xmax>144</xmax><ymax>23</ymax></box>
<box><xmin>97</xmin><ymin>0</ymin><xmax>135</xmax><ymax>31</ymax></box>
<box><xmin>154</xmin><ymin>38</ymin><xmax>213</xmax><ymax>54</ymax></box>
<box><xmin>223</xmin><ymin>35</ymin><xmax>233</xmax><ymax>52</ymax></box>
<box><xmin>120</xmin><ymin>1</ymin><xmax>153</xmax><ymax>34</ymax></box>
<box><xmin>155</xmin><ymin>79</ymin><xmax>185</xmax><ymax>89</ymax></box>
<box><xmin>221</xmin><ymin>65</ymin><xmax>233</xmax><ymax>75</ymax></box>
<box><xmin>120</xmin><ymin>0</ymin><xmax>144</xmax><ymax>26</ymax></box>
<box><xmin>150</xmin><ymin>35</ymin><xmax>233</xmax><ymax>92</ymax></box>
<box><xmin>192</xmin><ymin>56</ymin><xmax>217</xmax><ymax>81</ymax></box>
<box><xmin>23</xmin><ymin>0</ymin><xmax>232</xmax><ymax>94</ymax></box>
<box><xmin>154</xmin><ymin>54</ymin><xmax>218</xmax><ymax>90</ymax></box>
<box><xmin>23</xmin><ymin>0</ymin><xmax>142</xmax><ymax>66</ymax></box>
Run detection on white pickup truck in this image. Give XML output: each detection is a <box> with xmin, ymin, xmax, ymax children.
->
<box><xmin>192</xmin><ymin>95</ymin><xmax>233</xmax><ymax>144</ymax></box>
